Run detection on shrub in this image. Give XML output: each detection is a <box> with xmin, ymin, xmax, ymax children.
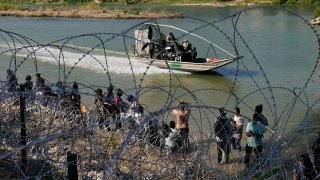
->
<box><xmin>314</xmin><ymin>5</ymin><xmax>320</xmax><ymax>19</ymax></box>
<box><xmin>63</xmin><ymin>0</ymin><xmax>92</xmax><ymax>3</ymax></box>
<box><xmin>286</xmin><ymin>0</ymin><xmax>297</xmax><ymax>4</ymax></box>
<box><xmin>0</xmin><ymin>3</ymin><xmax>29</xmax><ymax>11</ymax></box>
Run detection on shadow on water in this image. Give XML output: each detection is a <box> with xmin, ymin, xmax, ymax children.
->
<box><xmin>215</xmin><ymin>68</ymin><xmax>260</xmax><ymax>78</ymax></box>
<box><xmin>187</xmin><ymin>67</ymin><xmax>260</xmax><ymax>79</ymax></box>
<box><xmin>192</xmin><ymin>70</ymin><xmax>225</xmax><ymax>76</ymax></box>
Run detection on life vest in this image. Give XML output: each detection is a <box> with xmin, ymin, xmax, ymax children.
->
<box><xmin>206</xmin><ymin>58</ymin><xmax>220</xmax><ymax>63</ymax></box>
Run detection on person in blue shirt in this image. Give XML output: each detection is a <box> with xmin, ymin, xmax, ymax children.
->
<box><xmin>52</xmin><ymin>81</ymin><xmax>65</xmax><ymax>96</ymax></box>
<box><xmin>244</xmin><ymin>113</ymin><xmax>265</xmax><ymax>168</ymax></box>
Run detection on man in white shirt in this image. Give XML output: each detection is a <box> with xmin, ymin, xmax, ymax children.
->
<box><xmin>232</xmin><ymin>107</ymin><xmax>244</xmax><ymax>151</ymax></box>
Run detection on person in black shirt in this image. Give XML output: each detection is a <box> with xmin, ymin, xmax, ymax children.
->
<box><xmin>214</xmin><ymin>107</ymin><xmax>231</xmax><ymax>164</ymax></box>
<box><xmin>35</xmin><ymin>73</ymin><xmax>45</xmax><ymax>89</ymax></box>
<box><xmin>6</xmin><ymin>69</ymin><xmax>17</xmax><ymax>92</ymax></box>
<box><xmin>24</xmin><ymin>75</ymin><xmax>33</xmax><ymax>91</ymax></box>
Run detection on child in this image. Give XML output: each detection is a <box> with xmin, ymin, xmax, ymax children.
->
<box><xmin>165</xmin><ymin>121</ymin><xmax>179</xmax><ymax>151</ymax></box>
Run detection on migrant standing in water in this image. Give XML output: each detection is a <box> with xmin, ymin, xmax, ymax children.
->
<box><xmin>172</xmin><ymin>102</ymin><xmax>190</xmax><ymax>154</ymax></box>
<box><xmin>215</xmin><ymin>107</ymin><xmax>231</xmax><ymax>164</ymax></box>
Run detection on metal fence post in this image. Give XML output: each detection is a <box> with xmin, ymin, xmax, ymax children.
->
<box><xmin>67</xmin><ymin>151</ymin><xmax>78</xmax><ymax>180</ymax></box>
<box><xmin>20</xmin><ymin>84</ymin><xmax>27</xmax><ymax>175</ymax></box>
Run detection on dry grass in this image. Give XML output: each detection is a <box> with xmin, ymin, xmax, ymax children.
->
<box><xmin>0</xmin><ymin>101</ymin><xmax>246</xmax><ymax>179</ymax></box>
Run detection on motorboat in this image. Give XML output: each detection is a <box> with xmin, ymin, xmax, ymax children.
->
<box><xmin>129</xmin><ymin>23</ymin><xmax>243</xmax><ymax>73</ymax></box>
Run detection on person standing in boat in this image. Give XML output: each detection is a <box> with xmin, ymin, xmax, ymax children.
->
<box><xmin>166</xmin><ymin>32</ymin><xmax>176</xmax><ymax>44</ymax></box>
<box><xmin>182</xmin><ymin>38</ymin><xmax>192</xmax><ymax>52</ymax></box>
<box><xmin>180</xmin><ymin>38</ymin><xmax>194</xmax><ymax>62</ymax></box>
<box><xmin>172</xmin><ymin>101</ymin><xmax>190</xmax><ymax>154</ymax></box>
<box><xmin>165</xmin><ymin>32</ymin><xmax>178</xmax><ymax>59</ymax></box>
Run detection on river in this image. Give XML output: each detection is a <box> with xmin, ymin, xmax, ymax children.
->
<box><xmin>0</xmin><ymin>6</ymin><xmax>319</xmax><ymax>152</ymax></box>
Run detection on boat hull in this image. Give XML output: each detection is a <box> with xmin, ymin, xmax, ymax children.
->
<box><xmin>134</xmin><ymin>57</ymin><xmax>242</xmax><ymax>73</ymax></box>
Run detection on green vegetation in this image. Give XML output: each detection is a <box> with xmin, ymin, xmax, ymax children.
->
<box><xmin>64</xmin><ymin>0</ymin><xmax>91</xmax><ymax>3</ymax></box>
<box><xmin>314</xmin><ymin>5</ymin><xmax>320</xmax><ymax>18</ymax></box>
<box><xmin>272</xmin><ymin>0</ymin><xmax>316</xmax><ymax>4</ymax></box>
<box><xmin>0</xmin><ymin>3</ymin><xmax>29</xmax><ymax>11</ymax></box>
<box><xmin>272</xmin><ymin>0</ymin><xmax>320</xmax><ymax>18</ymax></box>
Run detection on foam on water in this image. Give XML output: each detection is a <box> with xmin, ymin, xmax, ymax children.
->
<box><xmin>1</xmin><ymin>44</ymin><xmax>187</xmax><ymax>75</ymax></box>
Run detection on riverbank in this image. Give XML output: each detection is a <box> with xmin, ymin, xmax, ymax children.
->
<box><xmin>0</xmin><ymin>0</ymin><xmax>274</xmax><ymax>19</ymax></box>
<box><xmin>0</xmin><ymin>9</ymin><xmax>183</xmax><ymax>19</ymax></box>
<box><xmin>0</xmin><ymin>3</ymin><xmax>183</xmax><ymax>19</ymax></box>
<box><xmin>173</xmin><ymin>0</ymin><xmax>273</xmax><ymax>7</ymax></box>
